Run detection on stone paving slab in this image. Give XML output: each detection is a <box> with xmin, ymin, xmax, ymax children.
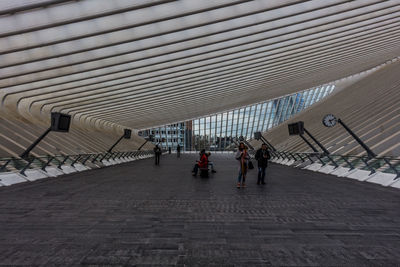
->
<box><xmin>0</xmin><ymin>153</ymin><xmax>399</xmax><ymax>266</ymax></box>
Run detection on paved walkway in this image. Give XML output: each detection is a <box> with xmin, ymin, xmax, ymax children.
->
<box><xmin>0</xmin><ymin>153</ymin><xmax>399</xmax><ymax>266</ymax></box>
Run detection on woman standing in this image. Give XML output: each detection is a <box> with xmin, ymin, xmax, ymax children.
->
<box><xmin>235</xmin><ymin>142</ymin><xmax>250</xmax><ymax>188</ymax></box>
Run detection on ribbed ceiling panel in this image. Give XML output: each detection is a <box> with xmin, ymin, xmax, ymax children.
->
<box><xmin>0</xmin><ymin>0</ymin><xmax>399</xmax><ymax>129</ymax></box>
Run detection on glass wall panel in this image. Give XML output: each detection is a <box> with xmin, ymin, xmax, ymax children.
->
<box><xmin>139</xmin><ymin>85</ymin><xmax>335</xmax><ymax>151</ymax></box>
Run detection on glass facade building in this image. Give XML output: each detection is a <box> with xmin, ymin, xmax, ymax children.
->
<box><xmin>139</xmin><ymin>85</ymin><xmax>335</xmax><ymax>151</ymax></box>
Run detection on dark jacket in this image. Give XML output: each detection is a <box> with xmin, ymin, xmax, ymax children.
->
<box><xmin>154</xmin><ymin>147</ymin><xmax>162</xmax><ymax>155</ymax></box>
<box><xmin>255</xmin><ymin>148</ymin><xmax>271</xmax><ymax>168</ymax></box>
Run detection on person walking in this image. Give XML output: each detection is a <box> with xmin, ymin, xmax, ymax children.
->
<box><xmin>235</xmin><ymin>142</ymin><xmax>249</xmax><ymax>188</ymax></box>
<box><xmin>154</xmin><ymin>145</ymin><xmax>162</xmax><ymax>165</ymax></box>
<box><xmin>255</xmin><ymin>143</ymin><xmax>271</xmax><ymax>185</ymax></box>
<box><xmin>177</xmin><ymin>144</ymin><xmax>181</xmax><ymax>158</ymax></box>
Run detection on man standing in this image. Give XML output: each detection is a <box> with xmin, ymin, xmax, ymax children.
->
<box><xmin>177</xmin><ymin>144</ymin><xmax>181</xmax><ymax>158</ymax></box>
<box><xmin>254</xmin><ymin>143</ymin><xmax>271</xmax><ymax>185</ymax></box>
<box><xmin>154</xmin><ymin>145</ymin><xmax>162</xmax><ymax>165</ymax></box>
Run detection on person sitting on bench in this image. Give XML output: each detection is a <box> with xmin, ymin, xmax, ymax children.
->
<box><xmin>207</xmin><ymin>152</ymin><xmax>217</xmax><ymax>173</ymax></box>
<box><xmin>192</xmin><ymin>149</ymin><xmax>208</xmax><ymax>176</ymax></box>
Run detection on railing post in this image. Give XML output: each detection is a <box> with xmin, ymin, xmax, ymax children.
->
<box><xmin>20</xmin><ymin>157</ymin><xmax>35</xmax><ymax>176</ymax></box>
<box><xmin>41</xmin><ymin>156</ymin><xmax>54</xmax><ymax>171</ymax></box>
<box><xmin>297</xmin><ymin>153</ymin><xmax>305</xmax><ymax>162</ymax></box>
<box><xmin>0</xmin><ymin>158</ymin><xmax>13</xmax><ymax>172</ymax></box>
<box><xmin>58</xmin><ymin>155</ymin><xmax>69</xmax><ymax>169</ymax></box>
<box><xmin>289</xmin><ymin>152</ymin><xmax>297</xmax><ymax>161</ymax></box>
<box><xmin>341</xmin><ymin>156</ymin><xmax>354</xmax><ymax>170</ymax></box>
<box><xmin>70</xmin><ymin>155</ymin><xmax>82</xmax><ymax>167</ymax></box>
<box><xmin>282</xmin><ymin>151</ymin><xmax>291</xmax><ymax>160</ymax></box>
<box><xmin>91</xmin><ymin>153</ymin><xmax>101</xmax><ymax>163</ymax></box>
<box><xmin>81</xmin><ymin>154</ymin><xmax>92</xmax><ymax>165</ymax></box>
<box><xmin>383</xmin><ymin>158</ymin><xmax>400</xmax><ymax>178</ymax></box>
<box><xmin>305</xmin><ymin>153</ymin><xmax>315</xmax><ymax>164</ymax></box>
<box><xmin>361</xmin><ymin>157</ymin><xmax>375</xmax><ymax>174</ymax></box>
<box><xmin>325</xmin><ymin>154</ymin><xmax>339</xmax><ymax>168</ymax></box>
<box><xmin>315</xmin><ymin>153</ymin><xmax>325</xmax><ymax>165</ymax></box>
<box><xmin>99</xmin><ymin>152</ymin><xmax>110</xmax><ymax>162</ymax></box>
<box><xmin>112</xmin><ymin>152</ymin><xmax>121</xmax><ymax>160</ymax></box>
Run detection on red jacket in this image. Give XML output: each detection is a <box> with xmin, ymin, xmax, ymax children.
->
<box><xmin>198</xmin><ymin>153</ymin><xmax>208</xmax><ymax>168</ymax></box>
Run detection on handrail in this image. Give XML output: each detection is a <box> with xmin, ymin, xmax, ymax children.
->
<box><xmin>269</xmin><ymin>150</ymin><xmax>400</xmax><ymax>178</ymax></box>
<box><xmin>0</xmin><ymin>150</ymin><xmax>154</xmax><ymax>176</ymax></box>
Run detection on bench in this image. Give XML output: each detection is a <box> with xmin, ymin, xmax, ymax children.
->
<box><xmin>199</xmin><ymin>166</ymin><xmax>209</xmax><ymax>177</ymax></box>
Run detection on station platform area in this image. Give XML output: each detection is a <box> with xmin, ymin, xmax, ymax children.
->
<box><xmin>0</xmin><ymin>153</ymin><xmax>399</xmax><ymax>266</ymax></box>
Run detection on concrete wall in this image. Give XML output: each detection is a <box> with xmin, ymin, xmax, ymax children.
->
<box><xmin>0</xmin><ymin>112</ymin><xmax>153</xmax><ymax>158</ymax></box>
<box><xmin>251</xmin><ymin>59</ymin><xmax>400</xmax><ymax>157</ymax></box>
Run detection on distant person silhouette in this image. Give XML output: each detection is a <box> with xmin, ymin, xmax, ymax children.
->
<box><xmin>177</xmin><ymin>144</ymin><xmax>181</xmax><ymax>158</ymax></box>
<box><xmin>255</xmin><ymin>143</ymin><xmax>271</xmax><ymax>185</ymax></box>
<box><xmin>154</xmin><ymin>145</ymin><xmax>162</xmax><ymax>165</ymax></box>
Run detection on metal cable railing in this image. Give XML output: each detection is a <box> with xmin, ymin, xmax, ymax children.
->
<box><xmin>268</xmin><ymin>151</ymin><xmax>400</xmax><ymax>179</ymax></box>
<box><xmin>0</xmin><ymin>150</ymin><xmax>154</xmax><ymax>176</ymax></box>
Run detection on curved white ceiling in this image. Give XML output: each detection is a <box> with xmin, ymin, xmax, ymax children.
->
<box><xmin>0</xmin><ymin>0</ymin><xmax>399</xmax><ymax>129</ymax></box>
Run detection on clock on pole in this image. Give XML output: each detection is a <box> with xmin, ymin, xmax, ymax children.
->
<box><xmin>322</xmin><ymin>114</ymin><xmax>337</xmax><ymax>127</ymax></box>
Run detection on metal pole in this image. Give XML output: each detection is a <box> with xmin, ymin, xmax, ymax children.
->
<box><xmin>138</xmin><ymin>140</ymin><xmax>149</xmax><ymax>151</ymax></box>
<box><xmin>338</xmin><ymin>119</ymin><xmax>377</xmax><ymax>158</ymax></box>
<box><xmin>299</xmin><ymin>134</ymin><xmax>319</xmax><ymax>152</ymax></box>
<box><xmin>20</xmin><ymin>127</ymin><xmax>52</xmax><ymax>158</ymax></box>
<box><xmin>303</xmin><ymin>128</ymin><xmax>330</xmax><ymax>155</ymax></box>
<box><xmin>108</xmin><ymin>135</ymin><xmax>125</xmax><ymax>153</ymax></box>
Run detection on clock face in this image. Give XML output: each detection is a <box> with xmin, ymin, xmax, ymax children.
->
<box><xmin>322</xmin><ymin>114</ymin><xmax>337</xmax><ymax>127</ymax></box>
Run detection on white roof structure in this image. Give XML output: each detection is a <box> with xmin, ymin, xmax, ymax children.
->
<box><xmin>1</xmin><ymin>0</ymin><xmax>400</xmax><ymax>130</ymax></box>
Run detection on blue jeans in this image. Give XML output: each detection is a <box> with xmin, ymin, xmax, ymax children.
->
<box><xmin>237</xmin><ymin>170</ymin><xmax>246</xmax><ymax>183</ymax></box>
<box><xmin>257</xmin><ymin>167</ymin><xmax>266</xmax><ymax>184</ymax></box>
<box><xmin>208</xmin><ymin>162</ymin><xmax>214</xmax><ymax>171</ymax></box>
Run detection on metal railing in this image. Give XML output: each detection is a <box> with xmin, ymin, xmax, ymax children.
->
<box><xmin>0</xmin><ymin>150</ymin><xmax>154</xmax><ymax>176</ymax></box>
<box><xmin>268</xmin><ymin>151</ymin><xmax>400</xmax><ymax>178</ymax></box>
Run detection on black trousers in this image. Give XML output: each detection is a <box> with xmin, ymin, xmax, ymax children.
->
<box><xmin>192</xmin><ymin>164</ymin><xmax>199</xmax><ymax>175</ymax></box>
<box><xmin>155</xmin><ymin>153</ymin><xmax>161</xmax><ymax>165</ymax></box>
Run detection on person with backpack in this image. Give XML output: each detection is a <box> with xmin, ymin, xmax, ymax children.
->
<box><xmin>254</xmin><ymin>143</ymin><xmax>271</xmax><ymax>185</ymax></box>
<box><xmin>235</xmin><ymin>142</ymin><xmax>250</xmax><ymax>188</ymax></box>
